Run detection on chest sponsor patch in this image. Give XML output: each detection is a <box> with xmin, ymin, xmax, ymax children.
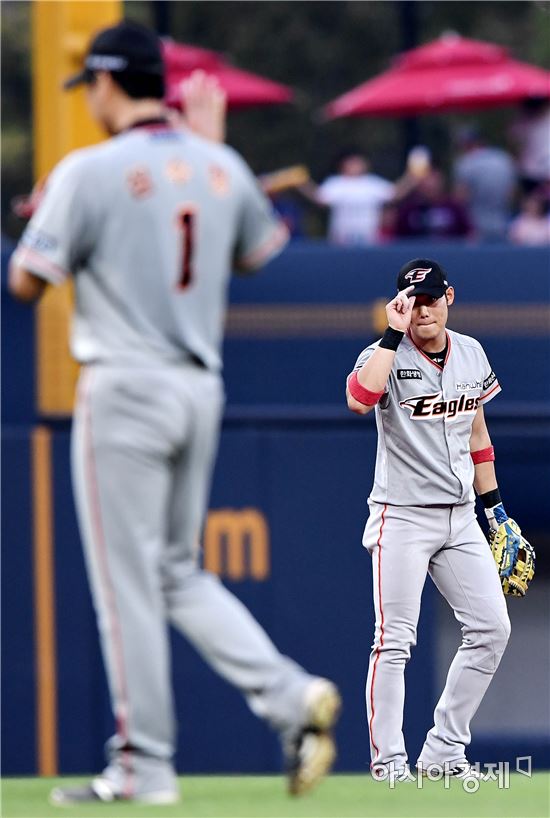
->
<box><xmin>400</xmin><ymin>391</ymin><xmax>479</xmax><ymax>421</ymax></box>
<box><xmin>456</xmin><ymin>379</ymin><xmax>482</xmax><ymax>391</ymax></box>
<box><xmin>397</xmin><ymin>369</ymin><xmax>422</xmax><ymax>380</ymax></box>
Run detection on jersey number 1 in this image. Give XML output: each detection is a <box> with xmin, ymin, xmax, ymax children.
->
<box><xmin>177</xmin><ymin>207</ymin><xmax>196</xmax><ymax>289</ymax></box>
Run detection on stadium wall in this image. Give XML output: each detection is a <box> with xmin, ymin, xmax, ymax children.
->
<box><xmin>2</xmin><ymin>240</ymin><xmax>549</xmax><ymax>774</ymax></box>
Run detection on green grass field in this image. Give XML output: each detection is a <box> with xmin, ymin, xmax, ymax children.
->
<box><xmin>2</xmin><ymin>774</ymin><xmax>549</xmax><ymax>818</ymax></box>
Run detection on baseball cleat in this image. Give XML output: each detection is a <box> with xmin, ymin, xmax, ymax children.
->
<box><xmin>287</xmin><ymin>731</ymin><xmax>337</xmax><ymax>796</ymax></box>
<box><xmin>303</xmin><ymin>678</ymin><xmax>342</xmax><ymax>733</ymax></box>
<box><xmin>445</xmin><ymin>762</ymin><xmax>485</xmax><ymax>780</ymax></box>
<box><xmin>371</xmin><ymin>763</ymin><xmax>415</xmax><ymax>783</ymax></box>
<box><xmin>50</xmin><ymin>778</ymin><xmax>117</xmax><ymax>806</ymax></box>
<box><xmin>417</xmin><ymin>761</ymin><xmax>485</xmax><ymax>780</ymax></box>
<box><xmin>286</xmin><ymin>678</ymin><xmax>341</xmax><ymax>796</ymax></box>
<box><xmin>49</xmin><ymin>777</ymin><xmax>180</xmax><ymax>806</ymax></box>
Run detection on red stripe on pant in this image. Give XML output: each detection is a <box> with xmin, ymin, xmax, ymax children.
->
<box><xmin>82</xmin><ymin>369</ymin><xmax>133</xmax><ymax>798</ymax></box>
<box><xmin>369</xmin><ymin>503</ymin><xmax>387</xmax><ymax>767</ymax></box>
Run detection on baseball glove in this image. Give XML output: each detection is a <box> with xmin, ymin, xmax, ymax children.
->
<box><xmin>488</xmin><ymin>514</ymin><xmax>535</xmax><ymax>597</ymax></box>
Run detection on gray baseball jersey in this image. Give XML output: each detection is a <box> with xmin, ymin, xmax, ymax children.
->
<box><xmin>14</xmin><ymin>123</ymin><xmax>288</xmax><ymax>371</ymax></box>
<box><xmin>14</xmin><ymin>122</ymin><xmax>327</xmax><ymax>799</ymax></box>
<box><xmin>352</xmin><ymin>329</ymin><xmax>501</xmax><ymax>505</ymax></box>
<box><xmin>351</xmin><ymin>327</ymin><xmax>509</xmax><ymax>777</ymax></box>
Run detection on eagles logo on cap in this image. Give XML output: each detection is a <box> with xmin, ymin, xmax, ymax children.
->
<box><xmin>404</xmin><ymin>267</ymin><xmax>432</xmax><ymax>284</ymax></box>
<box><xmin>397</xmin><ymin>258</ymin><xmax>450</xmax><ymax>299</ymax></box>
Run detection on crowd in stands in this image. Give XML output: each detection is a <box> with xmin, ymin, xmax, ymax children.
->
<box><xmin>279</xmin><ymin>98</ymin><xmax>550</xmax><ymax>246</ymax></box>
<box><xmin>7</xmin><ymin>73</ymin><xmax>549</xmax><ymax>249</ymax></box>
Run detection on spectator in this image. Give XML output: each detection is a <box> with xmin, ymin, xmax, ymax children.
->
<box><xmin>299</xmin><ymin>148</ymin><xmax>395</xmax><ymax>245</ymax></box>
<box><xmin>453</xmin><ymin>126</ymin><xmax>516</xmax><ymax>241</ymax></box>
<box><xmin>508</xmin><ymin>192</ymin><xmax>550</xmax><ymax>245</ymax></box>
<box><xmin>377</xmin><ymin>201</ymin><xmax>399</xmax><ymax>243</ymax></box>
<box><xmin>510</xmin><ymin>97</ymin><xmax>550</xmax><ymax>194</ymax></box>
<box><xmin>395</xmin><ymin>168</ymin><xmax>471</xmax><ymax>239</ymax></box>
<box><xmin>376</xmin><ymin>146</ymin><xmax>434</xmax><ymax>241</ymax></box>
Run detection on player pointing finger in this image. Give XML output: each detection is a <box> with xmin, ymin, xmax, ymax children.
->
<box><xmin>344</xmin><ymin>257</ymin><xmax>532</xmax><ymax>784</ymax></box>
<box><xmin>386</xmin><ymin>285</ymin><xmax>416</xmax><ymax>330</ymax></box>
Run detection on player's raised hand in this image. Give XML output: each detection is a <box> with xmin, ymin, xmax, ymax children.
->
<box><xmin>386</xmin><ymin>285</ymin><xmax>416</xmax><ymax>332</ymax></box>
<box><xmin>181</xmin><ymin>70</ymin><xmax>227</xmax><ymax>144</ymax></box>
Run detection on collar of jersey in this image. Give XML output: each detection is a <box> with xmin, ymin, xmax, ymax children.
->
<box><xmin>406</xmin><ymin>329</ymin><xmax>451</xmax><ymax>371</ymax></box>
<box><xmin>124</xmin><ymin>117</ymin><xmax>172</xmax><ymax>133</ymax></box>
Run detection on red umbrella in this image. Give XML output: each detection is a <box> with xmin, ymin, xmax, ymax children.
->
<box><xmin>162</xmin><ymin>39</ymin><xmax>293</xmax><ymax>110</ymax></box>
<box><xmin>324</xmin><ymin>33</ymin><xmax>550</xmax><ymax>118</ymax></box>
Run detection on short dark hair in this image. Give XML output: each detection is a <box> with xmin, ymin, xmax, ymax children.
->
<box><xmin>331</xmin><ymin>145</ymin><xmax>367</xmax><ymax>174</ymax></box>
<box><xmin>109</xmin><ymin>70</ymin><xmax>165</xmax><ymax>100</ymax></box>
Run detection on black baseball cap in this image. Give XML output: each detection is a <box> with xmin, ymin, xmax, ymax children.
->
<box><xmin>63</xmin><ymin>20</ymin><xmax>164</xmax><ymax>90</ymax></box>
<box><xmin>396</xmin><ymin>258</ymin><xmax>450</xmax><ymax>298</ymax></box>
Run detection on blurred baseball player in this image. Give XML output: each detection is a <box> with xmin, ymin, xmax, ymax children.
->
<box><xmin>9</xmin><ymin>20</ymin><xmax>340</xmax><ymax>805</ymax></box>
<box><xmin>346</xmin><ymin>258</ymin><xmax>532</xmax><ymax>782</ymax></box>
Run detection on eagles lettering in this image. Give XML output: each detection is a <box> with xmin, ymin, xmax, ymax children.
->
<box><xmin>400</xmin><ymin>392</ymin><xmax>480</xmax><ymax>421</ymax></box>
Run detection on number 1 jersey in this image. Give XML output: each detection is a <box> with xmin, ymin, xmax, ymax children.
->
<box><xmin>14</xmin><ymin>123</ymin><xmax>288</xmax><ymax>370</ymax></box>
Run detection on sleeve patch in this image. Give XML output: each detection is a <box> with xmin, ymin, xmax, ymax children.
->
<box><xmin>22</xmin><ymin>227</ymin><xmax>58</xmax><ymax>253</ymax></box>
<box><xmin>483</xmin><ymin>371</ymin><xmax>497</xmax><ymax>391</ymax></box>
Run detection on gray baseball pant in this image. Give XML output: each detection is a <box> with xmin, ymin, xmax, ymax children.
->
<box><xmin>71</xmin><ymin>363</ymin><xmax>312</xmax><ymax>796</ymax></box>
<box><xmin>362</xmin><ymin>501</ymin><xmax>511</xmax><ymax>774</ymax></box>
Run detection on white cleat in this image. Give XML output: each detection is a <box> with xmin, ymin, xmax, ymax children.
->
<box><xmin>50</xmin><ymin>776</ymin><xmax>180</xmax><ymax>806</ymax></box>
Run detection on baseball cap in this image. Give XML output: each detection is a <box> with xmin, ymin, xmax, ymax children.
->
<box><xmin>396</xmin><ymin>258</ymin><xmax>450</xmax><ymax>298</ymax></box>
<box><xmin>63</xmin><ymin>20</ymin><xmax>164</xmax><ymax>90</ymax></box>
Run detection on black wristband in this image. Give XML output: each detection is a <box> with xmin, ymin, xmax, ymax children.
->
<box><xmin>479</xmin><ymin>488</ymin><xmax>502</xmax><ymax>509</ymax></box>
<box><xmin>379</xmin><ymin>326</ymin><xmax>404</xmax><ymax>351</ymax></box>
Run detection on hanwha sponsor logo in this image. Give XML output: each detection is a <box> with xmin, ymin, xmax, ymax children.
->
<box><xmin>399</xmin><ymin>391</ymin><xmax>479</xmax><ymax>421</ymax></box>
<box><xmin>456</xmin><ymin>379</ymin><xmax>482</xmax><ymax>391</ymax></box>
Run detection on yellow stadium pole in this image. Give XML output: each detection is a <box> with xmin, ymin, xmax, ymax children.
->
<box><xmin>31</xmin><ymin>426</ymin><xmax>58</xmax><ymax>776</ymax></box>
<box><xmin>30</xmin><ymin>0</ymin><xmax>121</xmax><ymax>778</ymax></box>
<box><xmin>32</xmin><ymin>0</ymin><xmax>121</xmax><ymax>415</ymax></box>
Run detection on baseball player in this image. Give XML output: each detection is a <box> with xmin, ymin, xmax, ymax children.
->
<box><xmin>9</xmin><ymin>21</ymin><xmax>340</xmax><ymax>805</ymax></box>
<box><xmin>346</xmin><ymin>258</ymin><xmax>524</xmax><ymax>781</ymax></box>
